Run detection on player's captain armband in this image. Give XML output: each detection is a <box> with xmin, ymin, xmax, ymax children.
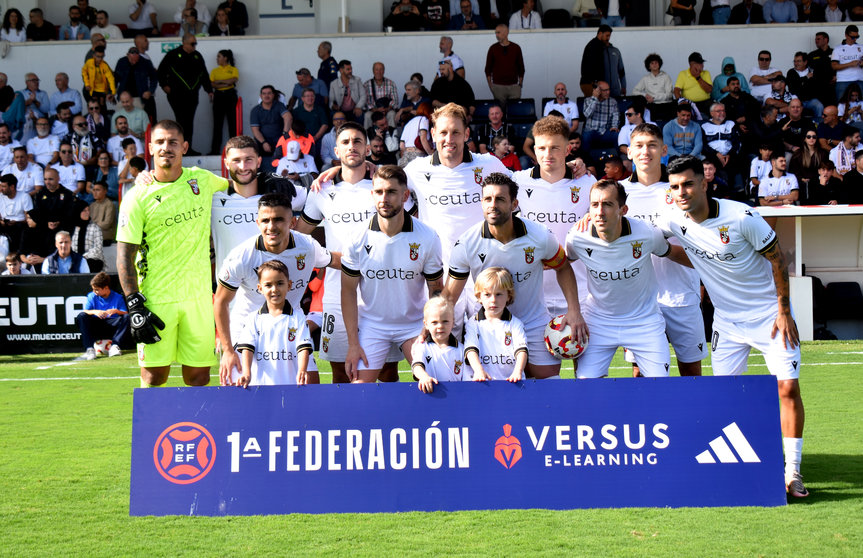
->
<box><xmin>541</xmin><ymin>245</ymin><xmax>567</xmax><ymax>270</ymax></box>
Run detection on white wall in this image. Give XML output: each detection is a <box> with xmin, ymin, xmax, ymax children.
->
<box><xmin>0</xmin><ymin>22</ymin><xmax>844</xmax><ymax>152</ymax></box>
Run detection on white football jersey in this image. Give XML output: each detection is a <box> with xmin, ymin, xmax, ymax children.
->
<box><xmin>26</xmin><ymin>135</ymin><xmax>59</xmax><ymax>167</ymax></box>
<box><xmin>832</xmin><ymin>43</ymin><xmax>863</xmax><ymax>82</ymax></box>
<box><xmin>411</xmin><ymin>334</ymin><xmax>471</xmax><ymax>382</ymax></box>
<box><xmin>464</xmin><ymin>308</ymin><xmax>527</xmax><ymax>381</ymax></box>
<box><xmin>758</xmin><ymin>174</ymin><xmax>799</xmax><ymax>198</ymax></box>
<box><xmin>341</xmin><ymin>213</ymin><xmax>443</xmax><ymax>326</ymax></box>
<box><xmin>656</xmin><ymin>198</ymin><xmax>779</xmax><ymax>323</ymax></box>
<box><xmin>2</xmin><ymin>162</ymin><xmax>43</xmax><ymax>195</ymax></box>
<box><xmin>623</xmin><ymin>173</ymin><xmax>701</xmax><ymax>307</ymax></box>
<box><xmin>48</xmin><ymin>162</ymin><xmax>85</xmax><ymax>191</ymax></box>
<box><xmin>449</xmin><ymin>216</ymin><xmax>567</xmax><ymax>330</ymax></box>
<box><xmin>405</xmin><ymin>151</ymin><xmax>509</xmax><ymax>264</ymax></box>
<box><xmin>217</xmin><ymin>232</ymin><xmax>332</xmax><ymax>341</ymax></box>
<box><xmin>565</xmin><ymin>217</ymin><xmax>670</xmax><ymax>321</ymax></box>
<box><xmin>236</xmin><ymin>302</ymin><xmax>313</xmax><ymax>386</ymax></box>
<box><xmin>513</xmin><ymin>166</ymin><xmax>592</xmax><ymax>308</ymax></box>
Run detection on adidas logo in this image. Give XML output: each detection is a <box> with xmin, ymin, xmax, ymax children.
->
<box><xmin>695</xmin><ymin>422</ymin><xmax>760</xmax><ymax>464</ymax></box>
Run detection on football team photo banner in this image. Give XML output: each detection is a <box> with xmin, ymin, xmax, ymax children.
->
<box><xmin>130</xmin><ymin>377</ymin><xmax>786</xmax><ymax>516</ymax></box>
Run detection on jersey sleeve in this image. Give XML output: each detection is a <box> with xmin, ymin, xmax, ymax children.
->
<box><xmin>74</xmin><ymin>164</ymin><xmax>85</xmax><ymax>182</ymax></box>
<box><xmin>292</xmin><ymin>315</ymin><xmax>313</xmax><ymax>354</ymax></box>
<box><xmin>787</xmin><ymin>175</ymin><xmax>799</xmax><ymax>191</ymax></box>
<box><xmin>421</xmin><ymin>230</ymin><xmax>444</xmax><ymax>281</ymax></box>
<box><xmin>463</xmin><ymin>317</ymin><xmax>479</xmax><ymax>357</ymax></box>
<box><xmin>198</xmin><ymin>168</ymin><xmax>229</xmax><ymax>195</ymax></box>
<box><xmin>539</xmin><ymin>227</ymin><xmax>567</xmax><ymax>270</ymax></box>
<box><xmin>410</xmin><ymin>341</ymin><xmax>428</xmax><ymax>369</ymax></box>
<box><xmin>292</xmin><ymin>187</ymin><xmax>308</xmax><ymax>213</ymax></box>
<box><xmin>564</xmin><ymin>228</ymin><xmax>580</xmax><ymax>261</ymax></box>
<box><xmin>511</xmin><ymin>317</ymin><xmax>528</xmax><ymax>357</ymax></box>
<box><xmin>311</xmin><ymin>237</ymin><xmax>333</xmax><ymax>268</ymax></box>
<box><xmin>116</xmin><ymin>184</ymin><xmax>145</xmax><ymax>245</ymax></box>
<box><xmin>648</xmin><ymin>223</ymin><xmax>672</xmax><ymax>257</ymax></box>
<box><xmin>300</xmin><ymin>191</ymin><xmax>324</xmax><ymax>226</ymax></box>
<box><xmin>216</xmin><ymin>248</ymin><xmax>245</xmax><ymax>291</ymax></box>
<box><xmin>653</xmin><ymin>209</ymin><xmax>674</xmax><ymax>237</ymax></box>
<box><xmin>757</xmin><ymin>180</ymin><xmax>769</xmax><ymax>198</ymax></box>
<box><xmin>447</xmin><ymin>233</ymin><xmax>471</xmax><ymax>280</ymax></box>
<box><xmin>235</xmin><ymin>317</ymin><xmax>258</xmax><ymax>352</ymax></box>
<box><xmin>340</xmin><ymin>233</ymin><xmax>361</xmax><ymax>277</ymax></box>
<box><xmin>741</xmin><ymin>207</ymin><xmax>778</xmax><ymax>254</ymax></box>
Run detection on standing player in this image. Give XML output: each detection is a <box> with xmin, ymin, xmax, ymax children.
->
<box><xmin>624</xmin><ymin>122</ymin><xmax>707</xmax><ymax>376</ymax></box>
<box><xmin>444</xmin><ymin>173</ymin><xmax>585</xmax><ymax>379</ymax></box>
<box><xmin>664</xmin><ymin>155</ymin><xmax>808</xmax><ymax>498</ymax></box>
<box><xmin>566</xmin><ymin>180</ymin><xmax>688</xmax><ymax>378</ymax></box>
<box><xmin>214</xmin><ymin>193</ymin><xmax>338</xmax><ymax>385</ymax></box>
<box><xmin>117</xmin><ymin>120</ymin><xmax>229</xmax><ymax>387</ymax></box>
<box><xmin>341</xmin><ymin>165</ymin><xmax>443</xmax><ymax>383</ymax></box>
<box><xmin>513</xmin><ymin>116</ymin><xmax>593</xmax><ymax>319</ymax></box>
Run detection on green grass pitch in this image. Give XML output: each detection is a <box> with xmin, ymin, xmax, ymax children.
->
<box><xmin>1</xmin><ymin>342</ymin><xmax>862</xmax><ymax>557</ymax></box>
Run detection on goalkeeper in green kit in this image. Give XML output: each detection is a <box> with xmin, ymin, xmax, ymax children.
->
<box><xmin>117</xmin><ymin>120</ymin><xmax>228</xmax><ymax>387</ymax></box>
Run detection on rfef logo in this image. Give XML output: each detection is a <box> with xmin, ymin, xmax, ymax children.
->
<box><xmin>494</xmin><ymin>424</ymin><xmax>522</xmax><ymax>469</ymax></box>
<box><xmin>153</xmin><ymin>422</ymin><xmax>216</xmax><ymax>484</ymax></box>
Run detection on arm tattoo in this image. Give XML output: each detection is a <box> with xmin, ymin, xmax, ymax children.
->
<box><xmin>763</xmin><ymin>242</ymin><xmax>791</xmax><ymax>311</ymax></box>
<box><xmin>117</xmin><ymin>241</ymin><xmax>140</xmax><ymax>296</ymax></box>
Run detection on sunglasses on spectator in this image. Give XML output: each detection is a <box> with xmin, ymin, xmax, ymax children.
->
<box><xmin>759</xmin><ymin>57</ymin><xmax>771</xmax><ymax>61</ymax></box>
<box><xmin>625</xmin><ymin>112</ymin><xmax>635</xmax><ymax>117</ymax></box>
<box><xmin>805</xmin><ymin>134</ymin><xmax>817</xmax><ymax>139</ymax></box>
<box><xmin>850</xmin><ymin>34</ymin><xmax>860</xmax><ymax>39</ymax></box>
<box><xmin>60</xmin><ymin>150</ymin><xmax>73</xmax><ymax>153</ymax></box>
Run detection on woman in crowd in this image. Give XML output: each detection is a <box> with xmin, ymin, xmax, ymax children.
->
<box><xmin>210</xmin><ymin>49</ymin><xmax>239</xmax><ymax>155</ymax></box>
<box><xmin>1</xmin><ymin>8</ymin><xmax>27</xmax><ymax>42</ymax></box>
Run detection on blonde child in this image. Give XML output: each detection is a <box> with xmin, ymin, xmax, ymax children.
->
<box><xmin>464</xmin><ymin>267</ymin><xmax>527</xmax><ymax>382</ymax></box>
<box><xmin>411</xmin><ymin>297</ymin><xmax>471</xmax><ymax>393</ymax></box>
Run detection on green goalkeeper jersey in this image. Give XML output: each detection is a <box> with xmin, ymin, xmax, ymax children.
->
<box><xmin>117</xmin><ymin>167</ymin><xmax>228</xmax><ymax>303</ymax></box>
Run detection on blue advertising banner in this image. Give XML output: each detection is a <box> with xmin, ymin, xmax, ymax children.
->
<box><xmin>130</xmin><ymin>377</ymin><xmax>786</xmax><ymax>516</ymax></box>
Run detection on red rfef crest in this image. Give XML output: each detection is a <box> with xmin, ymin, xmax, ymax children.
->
<box><xmin>409</xmin><ymin>242</ymin><xmax>420</xmax><ymax>261</ymax></box>
<box><xmin>570</xmin><ymin>184</ymin><xmax>581</xmax><ymax>203</ymax></box>
<box><xmin>524</xmin><ymin>246</ymin><xmax>535</xmax><ymax>264</ymax></box>
<box><xmin>719</xmin><ymin>226</ymin><xmax>730</xmax><ymax>244</ymax></box>
<box><xmin>288</xmin><ymin>327</ymin><xmax>297</xmax><ymax>342</ymax></box>
<box><xmin>631</xmin><ymin>240</ymin><xmax>643</xmax><ymax>259</ymax></box>
<box><xmin>665</xmin><ymin>188</ymin><xmax>674</xmax><ymax>204</ymax></box>
<box><xmin>504</xmin><ymin>330</ymin><xmax>512</xmax><ymax>346</ymax></box>
<box><xmin>295</xmin><ymin>254</ymin><xmax>306</xmax><ymax>270</ymax></box>
<box><xmin>454</xmin><ymin>359</ymin><xmax>463</xmax><ymax>375</ymax></box>
<box><xmin>153</xmin><ymin>422</ymin><xmax>216</xmax><ymax>485</ymax></box>
<box><xmin>473</xmin><ymin>167</ymin><xmax>483</xmax><ymax>184</ymax></box>
<box><xmin>321</xmin><ymin>336</ymin><xmax>330</xmax><ymax>353</ymax></box>
<box><xmin>188</xmin><ymin>179</ymin><xmax>200</xmax><ymax>195</ymax></box>
<box><xmin>494</xmin><ymin>424</ymin><xmax>522</xmax><ymax>469</ymax></box>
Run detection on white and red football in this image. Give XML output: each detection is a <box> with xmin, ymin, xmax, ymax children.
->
<box><xmin>544</xmin><ymin>315</ymin><xmax>587</xmax><ymax>359</ymax></box>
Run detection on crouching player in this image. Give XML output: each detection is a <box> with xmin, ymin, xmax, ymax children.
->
<box><xmin>235</xmin><ymin>260</ymin><xmax>312</xmax><ymax>387</ymax></box>
<box><xmin>411</xmin><ymin>297</ymin><xmax>471</xmax><ymax>392</ymax></box>
<box><xmin>464</xmin><ymin>267</ymin><xmax>528</xmax><ymax>382</ymax></box>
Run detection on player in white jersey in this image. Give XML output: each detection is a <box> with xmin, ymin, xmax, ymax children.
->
<box><xmin>624</xmin><ymin>123</ymin><xmax>706</xmax><ymax>376</ymax></box>
<box><xmin>664</xmin><ymin>155</ymin><xmax>808</xmax><ymax>498</ymax></box>
<box><xmin>513</xmin><ymin>116</ymin><xmax>593</xmax><ymax>318</ymax></box>
<box><xmin>295</xmin><ymin>122</ymin><xmax>408</xmax><ymax>383</ymax></box>
<box><xmin>342</xmin><ymin>165</ymin><xmax>444</xmax><ymax>382</ymax></box>
<box><xmin>215</xmin><ymin>193</ymin><xmax>338</xmax><ymax>385</ymax></box>
<box><xmin>444</xmin><ymin>173</ymin><xmax>586</xmax><ymax>379</ymax></box>
<box><xmin>566</xmin><ymin>180</ymin><xmax>689</xmax><ymax>378</ymax></box>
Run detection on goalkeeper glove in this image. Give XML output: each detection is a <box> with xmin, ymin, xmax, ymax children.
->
<box><xmin>126</xmin><ymin>292</ymin><xmax>165</xmax><ymax>344</ymax></box>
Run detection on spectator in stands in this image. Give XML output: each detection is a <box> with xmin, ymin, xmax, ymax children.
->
<box><xmin>0</xmin><ymin>123</ymin><xmax>22</xmax><ymax>169</ymax></box>
<box><xmin>82</xmin><ymin>46</ymin><xmax>116</xmax><ymax>114</ymax></box>
<box><xmin>368</xmin><ymin>134</ymin><xmax>398</xmax><ymax>166</ymax></box>
<box><xmin>710</xmin><ymin>0</ymin><xmax>733</xmax><ymax>25</ymax></box>
<box><xmin>764</xmin><ymin>0</ymin><xmax>797</xmax><ymax>23</ymax></box>
<box><xmin>70</xmin><ymin>203</ymin><xmax>104</xmax><ymax>271</ymax></box>
<box><xmin>158</xmin><ymin>35</ymin><xmax>213</xmax><ymax>154</ymax></box>
<box><xmin>809</xmin><ymin>31</ymin><xmax>836</xmax><ymax>108</ymax></box>
<box><xmin>824</xmin><ymin>0</ymin><xmax>848</xmax><ymax>23</ymax></box>
<box><xmin>582</xmin><ymin>80</ymin><xmax>620</xmax><ymax>156</ymax></box>
<box><xmin>42</xmin><ymin>230</ymin><xmax>89</xmax><ymax>274</ymax></box>
<box><xmin>52</xmin><ymin>103</ymin><xmax>74</xmax><ymax>138</ymax></box>
<box><xmin>438</xmin><ymin>36</ymin><xmax>466</xmax><ymax>79</ymax></box>
<box><xmin>543</xmin><ymin>82</ymin><xmax>579</xmax><ymax>133</ymax></box>
<box><xmin>477</xmin><ymin>104</ymin><xmax>515</xmax><ymax>153</ymax></box>
<box><xmin>667</xmin><ymin>1</ymin><xmax>697</xmax><ymax>26</ymax></box>
<box><xmin>21</xmin><ymin>167</ymin><xmax>77</xmax><ymax>268</ymax></box>
<box><xmin>565</xmin><ymin>131</ymin><xmax>597</xmax><ymax>175</ymax></box>
<box><xmin>572</xmin><ymin>0</ymin><xmax>602</xmax><ymax>27</ymax></box>
<box><xmin>1</xmin><ymin>8</ymin><xmax>26</xmax><ymax>43</ymax></box>
<box><xmin>111</xmin><ymin>94</ymin><xmax>148</xmax><ymax>139</ymax></box>
<box><xmin>0</xmin><ymin>73</ymin><xmax>25</xmax><ymax>137</ymax></box>
<box><xmin>749</xmin><ymin>144</ymin><xmax>773</xmax><ymax>196</ymax></box>
<box><xmin>838</xmin><ymin>84</ymin><xmax>863</xmax><ymax>132</ymax></box>
<box><xmin>510</xmin><ymin>0</ymin><xmax>542</xmax><ymax>29</ymax></box>
<box><xmin>275</xmin><ymin>140</ymin><xmax>318</xmax><ymax>185</ymax></box>
<box><xmin>84</xmin><ymin>34</ymin><xmax>107</xmax><ymax>63</ymax></box>
<box><xmin>832</xmin><ymin>26</ymin><xmax>863</xmax><ymax>102</ymax></box>
<box><xmin>27</xmin><ymin>118</ymin><xmax>60</xmax><ymax>168</ymax></box>
<box><xmin>632</xmin><ymin>53</ymin><xmax>673</xmax><ymax>119</ymax></box>
<box><xmin>829</xmin><ymin>126</ymin><xmax>860</xmax><ymax>176</ymax></box>
<box><xmin>782</xmin><ymin>98</ymin><xmax>817</xmax><ymax>153</ymax></box>
<box><xmin>59</xmin><ymin>5</ymin><xmax>90</xmax><ymax>41</ymax></box>
<box><xmin>2</xmin><ymin>146</ymin><xmax>43</xmax><ymax>197</ymax></box>
<box><xmin>50</xmin><ymin>73</ymin><xmax>83</xmax><ymax>118</ymax></box>
<box><xmin>663</xmin><ymin>103</ymin><xmax>702</xmax><ymax>160</ymax></box>
<box><xmin>712</xmin><ymin>57</ymin><xmax>750</xmax><ymax>102</ymax></box>
<box><xmin>107</xmin><ymin>117</ymin><xmax>143</xmax><ymax>164</ymax></box>
<box><xmin>450</xmin><ymin>0</ymin><xmax>485</xmax><ymax>29</ymax></box>
<box><xmin>209</xmin><ymin>8</ymin><xmax>233</xmax><ymax>36</ymax></box>
<box><xmin>329</xmin><ymin>60</ymin><xmax>366</xmax><ymax>124</ymax></box>
<box><xmin>20</xmin><ymin>73</ymin><xmax>50</xmax><ymax>128</ymax></box>
<box><xmin>786</xmin><ymin>52</ymin><xmax>824</xmax><ymax>121</ymax></box>
<box><xmin>3</xmin><ymin>252</ymin><xmax>31</xmax><ymax>275</ymax></box>
<box><xmin>364</xmin><ymin>63</ymin><xmax>399</xmax><ymax>128</ymax></box>
<box><xmin>491</xmin><ymin>135</ymin><xmax>520</xmax><ymax>171</ymax></box>
<box><xmin>210</xmin><ymin>50</ymin><xmax>239</xmax><ymax>155</ymax></box>
<box><xmin>721</xmin><ymin>76</ymin><xmax>761</xmax><ymax>133</ymax></box>
<box><xmin>703</xmin><ymin>157</ymin><xmax>737</xmax><ymax>200</ymax></box>
<box><xmin>217</xmin><ymin>0</ymin><xmax>249</xmax><ymax>35</ymax></box>
<box><xmin>0</xmin><ymin>174</ymin><xmax>31</xmax><ymax>253</ymax></box>
<box><xmin>396</xmin><ymin>80</ymin><xmax>429</xmax><ymax>125</ymax></box>
<box><xmin>601</xmin><ymin>155</ymin><xmax>630</xmax><ymax>180</ymax></box>
<box><xmin>597</xmin><ymin>0</ymin><xmax>627</xmax><ymax>27</ymax></box>
<box><xmin>317</xmin><ymin>42</ymin><xmax>339</xmax><ymax>88</ymax></box>
<box><xmin>842</xmin><ymin>151</ymin><xmax>863</xmax><ymax>201</ymax></box>
<box><xmin>89</xmin><ymin>180</ymin><xmax>117</xmax><ymax>241</ymax></box>
<box><xmin>817</xmin><ymin>105</ymin><xmax>845</xmax><ymax>152</ymax></box>
<box><xmin>51</xmin><ymin>139</ymin><xmax>87</xmax><ymax>195</ymax></box>
<box><xmin>765</xmin><ymin>76</ymin><xmax>795</xmax><ymax>120</ymax></box>
<box><xmin>758</xmin><ymin>152</ymin><xmax>799</xmax><ymax>207</ymax></box>
<box><xmin>367</xmin><ymin>111</ymin><xmax>401</xmax><ymax>157</ymax></box>
<box><xmin>485</xmin><ymin>24</ymin><xmax>525</xmax><ymax>106</ymax></box>
<box><xmin>251</xmin><ymin>85</ymin><xmax>292</xmax><ymax>164</ymax></box>
<box><xmin>26</xmin><ymin>8</ymin><xmax>55</xmax><ymax>42</ymax></box>
<box><xmin>84</xmin><ymin>100</ymin><xmax>109</xmax><ymax>144</ymax></box>
<box><xmin>790</xmin><ymin>129</ymin><xmax>828</xmax><ymax>197</ymax></box>
<box><xmin>749</xmin><ymin>51</ymin><xmax>783</xmax><ymax>103</ymax></box>
<box><xmin>178</xmin><ymin>7</ymin><xmax>208</xmax><ymax>36</ymax></box>
<box><xmin>74</xmin><ymin>271</ymin><xmax>130</xmax><ymax>360</ymax></box>
<box><xmin>91</xmin><ymin>10</ymin><xmax>124</xmax><ymax>40</ymax></box>
<box><xmin>77</xmin><ymin>0</ymin><xmax>98</xmax><ymax>29</ymax></box>
<box><xmin>293</xmin><ymin>89</ymin><xmax>329</xmax><ymax>157</ymax></box>
<box><xmin>319</xmin><ymin>113</ymin><xmax>344</xmax><ymax>170</ymax></box>
<box><xmin>134</xmin><ymin>34</ymin><xmax>152</xmax><ymax>60</ymax></box>
<box><xmin>385</xmin><ymin>0</ymin><xmax>424</xmax><ymax>31</ymax></box>
<box><xmin>579</xmin><ymin>24</ymin><xmax>625</xmax><ymax>98</ymax></box>
<box><xmin>674</xmin><ymin>52</ymin><xmax>713</xmax><ymax>116</ymax></box>
<box><xmin>114</xmin><ymin>46</ymin><xmax>158</xmax><ymax>124</ymax></box>
<box><xmin>617</xmin><ymin>100</ymin><xmax>650</xmax><ymax>160</ymax></box>
<box><xmin>118</xmin><ymin>143</ymin><xmax>147</xmax><ymax>195</ymax></box>
<box><xmin>288</xmin><ymin>69</ymin><xmax>328</xmax><ymax>111</ymax></box>
<box><xmin>90</xmin><ymin>153</ymin><xmax>120</xmax><ymax>202</ymax></box>
<box><xmin>431</xmin><ymin>60</ymin><xmax>476</xmax><ymax>117</ymax></box>
<box><xmin>747</xmin><ymin>105</ymin><xmax>784</xmax><ymax>156</ymax></box>
<box><xmin>423</xmin><ymin>0</ymin><xmax>450</xmax><ymax>30</ymax></box>
<box><xmin>806</xmin><ymin>160</ymin><xmax>841</xmax><ymax>205</ymax></box>
<box><xmin>174</xmin><ymin>1</ymin><xmax>212</xmax><ymax>27</ymax></box>
<box><xmin>400</xmin><ymin>102</ymin><xmax>433</xmax><ymax>156</ymax></box>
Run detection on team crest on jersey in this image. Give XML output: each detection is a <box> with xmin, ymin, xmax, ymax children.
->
<box><xmin>188</xmin><ymin>179</ymin><xmax>200</xmax><ymax>195</ymax></box>
<box><xmin>570</xmin><ymin>185</ymin><xmax>581</xmax><ymax>203</ymax></box>
<box><xmin>665</xmin><ymin>188</ymin><xmax>674</xmax><ymax>204</ymax></box>
<box><xmin>473</xmin><ymin>167</ymin><xmax>483</xmax><ymax>184</ymax></box>
<box><xmin>524</xmin><ymin>246</ymin><xmax>535</xmax><ymax>264</ymax></box>
<box><xmin>454</xmin><ymin>360</ymin><xmax>463</xmax><ymax>375</ymax></box>
<box><xmin>504</xmin><ymin>331</ymin><xmax>512</xmax><ymax>346</ymax></box>
<box><xmin>409</xmin><ymin>242</ymin><xmax>420</xmax><ymax>261</ymax></box>
<box><xmin>296</xmin><ymin>254</ymin><xmax>306</xmax><ymax>270</ymax></box>
<box><xmin>719</xmin><ymin>226</ymin><xmax>730</xmax><ymax>244</ymax></box>
<box><xmin>631</xmin><ymin>240</ymin><xmax>643</xmax><ymax>259</ymax></box>
<box><xmin>322</xmin><ymin>336</ymin><xmax>330</xmax><ymax>353</ymax></box>
<box><xmin>288</xmin><ymin>327</ymin><xmax>297</xmax><ymax>342</ymax></box>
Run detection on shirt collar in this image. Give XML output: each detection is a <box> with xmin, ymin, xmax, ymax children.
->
<box><xmin>258</xmin><ymin>300</ymin><xmax>294</xmax><ymax>315</ymax></box>
<box><xmin>334</xmin><ymin>167</ymin><xmax>373</xmax><ymax>183</ymax></box>
<box><xmin>477</xmin><ymin>307</ymin><xmax>513</xmax><ymax>321</ymax></box>
<box><xmin>591</xmin><ymin>216</ymin><xmax>632</xmax><ymax>238</ymax></box>
<box><xmin>431</xmin><ymin>147</ymin><xmax>473</xmax><ymax>166</ymax></box>
<box><xmin>369</xmin><ymin>211</ymin><xmax>413</xmax><ymax>232</ymax></box>
<box><xmin>530</xmin><ymin>165</ymin><xmax>574</xmax><ymax>180</ymax></box>
<box><xmin>481</xmin><ymin>215</ymin><xmax>527</xmax><ymax>239</ymax></box>
<box><xmin>255</xmin><ymin>232</ymin><xmax>296</xmax><ymax>251</ymax></box>
<box><xmin>423</xmin><ymin>333</ymin><xmax>460</xmax><ymax>347</ymax></box>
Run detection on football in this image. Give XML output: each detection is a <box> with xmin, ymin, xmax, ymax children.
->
<box><xmin>544</xmin><ymin>315</ymin><xmax>587</xmax><ymax>359</ymax></box>
<box><xmin>93</xmin><ymin>339</ymin><xmax>113</xmax><ymax>356</ymax></box>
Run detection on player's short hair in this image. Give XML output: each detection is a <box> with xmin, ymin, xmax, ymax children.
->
<box><xmin>592</xmin><ymin>179</ymin><xmax>627</xmax><ymax>207</ymax></box>
<box><xmin>630</xmin><ymin>122</ymin><xmax>662</xmax><ymax>142</ymax></box>
<box><xmin>90</xmin><ymin>271</ymin><xmax>111</xmax><ymax>289</ymax></box>
<box><xmin>257</xmin><ymin>259</ymin><xmax>290</xmax><ymax>281</ymax></box>
<box><xmin>152</xmin><ymin>119</ymin><xmax>184</xmax><ymax>139</ymax></box>
<box><xmin>474</xmin><ymin>266</ymin><xmax>515</xmax><ymax>305</ymax></box>
<box><xmin>225</xmin><ymin>135</ymin><xmax>259</xmax><ymax>154</ymax></box>
<box><xmin>431</xmin><ymin>102</ymin><xmax>469</xmax><ymax>129</ymax></box>
<box><xmin>667</xmin><ymin>155</ymin><xmax>705</xmax><ymax>178</ymax></box>
<box><xmin>373</xmin><ymin>165</ymin><xmax>407</xmax><ymax>187</ymax></box>
<box><xmin>336</xmin><ymin>121</ymin><xmax>366</xmax><ymax>140</ymax></box>
<box><xmin>482</xmin><ymin>172</ymin><xmax>518</xmax><ymax>200</ymax></box>
<box><xmin>258</xmin><ymin>192</ymin><xmax>293</xmax><ymax>211</ymax></box>
<box><xmin>423</xmin><ymin>296</ymin><xmax>454</xmax><ymax>321</ymax></box>
<box><xmin>644</xmin><ymin>53</ymin><xmax>663</xmax><ymax>71</ymax></box>
<box><xmin>129</xmin><ymin>157</ymin><xmax>146</xmax><ymax>172</ymax></box>
<box><xmin>0</xmin><ymin>173</ymin><xmax>17</xmax><ymax>187</ymax></box>
<box><xmin>532</xmin><ymin>115</ymin><xmax>569</xmax><ymax>141</ymax></box>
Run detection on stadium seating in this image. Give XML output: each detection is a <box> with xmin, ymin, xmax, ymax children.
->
<box><xmin>473</xmin><ymin>99</ymin><xmax>497</xmax><ymax>125</ymax></box>
<box><xmin>505</xmin><ymin>98</ymin><xmax>537</xmax><ymax>123</ymax></box>
<box><xmin>542</xmin><ymin>9</ymin><xmax>574</xmax><ymax>29</ymax></box>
